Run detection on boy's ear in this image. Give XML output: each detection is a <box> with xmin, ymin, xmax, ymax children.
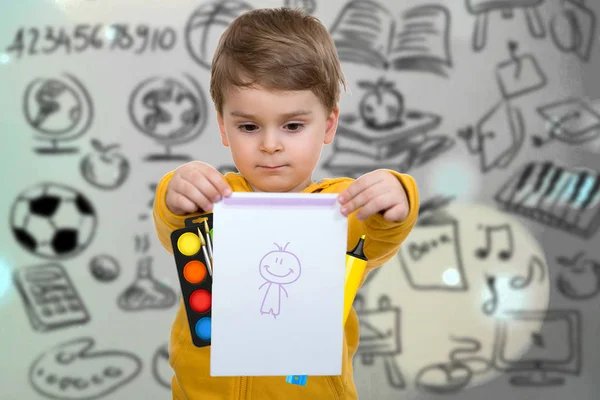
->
<box><xmin>324</xmin><ymin>106</ymin><xmax>339</xmax><ymax>145</ymax></box>
<box><xmin>216</xmin><ymin>111</ymin><xmax>229</xmax><ymax>147</ymax></box>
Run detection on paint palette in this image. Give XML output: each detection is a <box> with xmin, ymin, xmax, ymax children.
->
<box><xmin>170</xmin><ymin>213</ymin><xmax>214</xmax><ymax>347</ymax></box>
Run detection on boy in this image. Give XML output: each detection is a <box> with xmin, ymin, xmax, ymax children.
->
<box><xmin>153</xmin><ymin>7</ymin><xmax>419</xmax><ymax>400</ymax></box>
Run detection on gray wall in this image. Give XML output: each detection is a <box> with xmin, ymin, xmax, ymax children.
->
<box><xmin>0</xmin><ymin>0</ymin><xmax>598</xmax><ymax>399</ymax></box>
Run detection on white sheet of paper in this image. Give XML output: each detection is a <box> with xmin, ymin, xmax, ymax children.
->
<box><xmin>210</xmin><ymin>192</ymin><xmax>348</xmax><ymax>376</ymax></box>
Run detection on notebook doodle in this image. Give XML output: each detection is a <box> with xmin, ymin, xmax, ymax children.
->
<box><xmin>259</xmin><ymin>242</ymin><xmax>302</xmax><ymax>319</ymax></box>
<box><xmin>330</xmin><ymin>1</ymin><xmax>452</xmax><ymax>76</ymax></box>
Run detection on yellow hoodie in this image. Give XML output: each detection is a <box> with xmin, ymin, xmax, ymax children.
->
<box><xmin>153</xmin><ymin>170</ymin><xmax>419</xmax><ymax>400</ymax></box>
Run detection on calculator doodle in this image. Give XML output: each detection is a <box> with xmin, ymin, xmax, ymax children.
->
<box><xmin>13</xmin><ymin>263</ymin><xmax>90</xmax><ymax>332</ymax></box>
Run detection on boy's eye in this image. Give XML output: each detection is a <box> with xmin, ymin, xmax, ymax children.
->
<box><xmin>285</xmin><ymin>123</ymin><xmax>304</xmax><ymax>132</ymax></box>
<box><xmin>238</xmin><ymin>124</ymin><xmax>258</xmax><ymax>132</ymax></box>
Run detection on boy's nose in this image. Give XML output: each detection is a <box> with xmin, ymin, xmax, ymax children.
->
<box><xmin>260</xmin><ymin>130</ymin><xmax>283</xmax><ymax>153</ymax></box>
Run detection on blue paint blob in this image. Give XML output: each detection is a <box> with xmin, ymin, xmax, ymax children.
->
<box><xmin>195</xmin><ymin>317</ymin><xmax>211</xmax><ymax>340</ymax></box>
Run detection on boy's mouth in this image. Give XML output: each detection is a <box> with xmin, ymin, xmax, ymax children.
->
<box><xmin>259</xmin><ymin>165</ymin><xmax>286</xmax><ymax>170</ymax></box>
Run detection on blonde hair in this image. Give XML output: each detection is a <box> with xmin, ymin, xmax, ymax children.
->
<box><xmin>210</xmin><ymin>7</ymin><xmax>346</xmax><ymax>115</ymax></box>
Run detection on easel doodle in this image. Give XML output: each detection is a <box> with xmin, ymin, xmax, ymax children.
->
<box><xmin>355</xmin><ymin>294</ymin><xmax>405</xmax><ymax>389</ymax></box>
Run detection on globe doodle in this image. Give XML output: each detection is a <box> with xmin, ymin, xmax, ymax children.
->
<box><xmin>22</xmin><ymin>73</ymin><xmax>94</xmax><ymax>154</ymax></box>
<box><xmin>128</xmin><ymin>75</ymin><xmax>208</xmax><ymax>161</ymax></box>
<box><xmin>184</xmin><ymin>0</ymin><xmax>253</xmax><ymax>69</ymax></box>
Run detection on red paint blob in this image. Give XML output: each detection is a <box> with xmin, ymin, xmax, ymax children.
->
<box><xmin>189</xmin><ymin>290</ymin><xmax>211</xmax><ymax>313</ymax></box>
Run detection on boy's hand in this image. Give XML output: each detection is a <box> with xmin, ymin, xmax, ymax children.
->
<box><xmin>338</xmin><ymin>170</ymin><xmax>409</xmax><ymax>222</ymax></box>
<box><xmin>166</xmin><ymin>161</ymin><xmax>232</xmax><ymax>215</ymax></box>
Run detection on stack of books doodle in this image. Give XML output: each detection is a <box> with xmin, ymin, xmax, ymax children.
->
<box><xmin>321</xmin><ymin>111</ymin><xmax>448</xmax><ymax>177</ymax></box>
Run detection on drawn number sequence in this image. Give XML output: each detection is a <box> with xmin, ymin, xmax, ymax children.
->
<box><xmin>5</xmin><ymin>24</ymin><xmax>177</xmax><ymax>58</ymax></box>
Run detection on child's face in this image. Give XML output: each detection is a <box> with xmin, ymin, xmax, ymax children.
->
<box><xmin>217</xmin><ymin>85</ymin><xmax>339</xmax><ymax>192</ymax></box>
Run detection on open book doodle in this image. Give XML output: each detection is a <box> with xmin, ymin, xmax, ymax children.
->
<box><xmin>330</xmin><ymin>0</ymin><xmax>452</xmax><ymax>76</ymax></box>
<box><xmin>259</xmin><ymin>242</ymin><xmax>302</xmax><ymax>319</ymax></box>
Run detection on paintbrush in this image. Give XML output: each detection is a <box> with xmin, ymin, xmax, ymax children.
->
<box><xmin>203</xmin><ymin>219</ymin><xmax>213</xmax><ymax>259</ymax></box>
<box><xmin>198</xmin><ymin>227</ymin><xmax>213</xmax><ymax>276</ymax></box>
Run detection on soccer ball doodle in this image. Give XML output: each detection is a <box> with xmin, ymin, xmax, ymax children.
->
<box><xmin>10</xmin><ymin>183</ymin><xmax>97</xmax><ymax>259</ymax></box>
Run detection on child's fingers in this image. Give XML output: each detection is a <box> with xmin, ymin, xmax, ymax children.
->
<box><xmin>355</xmin><ymin>193</ymin><xmax>396</xmax><ymax>221</ymax></box>
<box><xmin>205</xmin><ymin>168</ymin><xmax>233</xmax><ymax>198</ymax></box>
<box><xmin>339</xmin><ymin>174</ymin><xmax>376</xmax><ymax>204</ymax></box>
<box><xmin>380</xmin><ymin>203</ymin><xmax>409</xmax><ymax>222</ymax></box>
<box><xmin>191</xmin><ymin>176</ymin><xmax>222</xmax><ymax>205</ymax></box>
<box><xmin>173</xmin><ymin>194</ymin><xmax>198</xmax><ymax>214</ymax></box>
<box><xmin>340</xmin><ymin>183</ymin><xmax>382</xmax><ymax>216</ymax></box>
<box><xmin>174</xmin><ymin>178</ymin><xmax>214</xmax><ymax>212</ymax></box>
<box><xmin>166</xmin><ymin>188</ymin><xmax>198</xmax><ymax>215</ymax></box>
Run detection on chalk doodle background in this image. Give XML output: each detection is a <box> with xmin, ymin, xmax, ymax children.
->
<box><xmin>0</xmin><ymin>0</ymin><xmax>599</xmax><ymax>399</ymax></box>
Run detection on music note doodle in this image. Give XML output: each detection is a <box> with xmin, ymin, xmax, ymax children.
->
<box><xmin>475</xmin><ymin>224</ymin><xmax>514</xmax><ymax>261</ymax></box>
<box><xmin>510</xmin><ymin>255</ymin><xmax>546</xmax><ymax>290</ymax></box>
<box><xmin>482</xmin><ymin>274</ymin><xmax>498</xmax><ymax>316</ymax></box>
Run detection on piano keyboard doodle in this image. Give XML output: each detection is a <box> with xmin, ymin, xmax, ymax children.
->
<box><xmin>494</xmin><ymin>161</ymin><xmax>600</xmax><ymax>239</ymax></box>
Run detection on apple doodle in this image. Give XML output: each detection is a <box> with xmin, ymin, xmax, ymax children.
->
<box><xmin>80</xmin><ymin>139</ymin><xmax>130</xmax><ymax>190</ymax></box>
<box><xmin>556</xmin><ymin>251</ymin><xmax>600</xmax><ymax>300</ymax></box>
<box><xmin>29</xmin><ymin>337</ymin><xmax>142</xmax><ymax>400</ymax></box>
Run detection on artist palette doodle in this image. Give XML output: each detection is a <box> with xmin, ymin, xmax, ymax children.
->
<box><xmin>170</xmin><ymin>212</ymin><xmax>214</xmax><ymax>347</ymax></box>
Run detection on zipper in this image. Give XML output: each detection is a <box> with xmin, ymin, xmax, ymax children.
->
<box><xmin>239</xmin><ymin>377</ymin><xmax>248</xmax><ymax>400</ymax></box>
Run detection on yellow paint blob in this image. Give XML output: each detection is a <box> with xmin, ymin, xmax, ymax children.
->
<box><xmin>177</xmin><ymin>232</ymin><xmax>201</xmax><ymax>256</ymax></box>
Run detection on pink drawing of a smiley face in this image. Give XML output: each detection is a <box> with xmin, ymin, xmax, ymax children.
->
<box><xmin>259</xmin><ymin>242</ymin><xmax>302</xmax><ymax>284</ymax></box>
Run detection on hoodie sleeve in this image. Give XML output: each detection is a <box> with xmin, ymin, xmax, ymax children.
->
<box><xmin>345</xmin><ymin>170</ymin><xmax>419</xmax><ymax>284</ymax></box>
<box><xmin>152</xmin><ymin>170</ymin><xmax>193</xmax><ymax>254</ymax></box>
